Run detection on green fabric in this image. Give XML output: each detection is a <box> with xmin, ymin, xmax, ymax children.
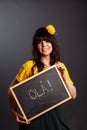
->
<box><xmin>19</xmin><ymin>106</ymin><xmax>70</xmax><ymax>130</ymax></box>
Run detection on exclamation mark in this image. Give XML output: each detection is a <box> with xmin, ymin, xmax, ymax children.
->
<box><xmin>47</xmin><ymin>79</ymin><xmax>53</xmax><ymax>91</ymax></box>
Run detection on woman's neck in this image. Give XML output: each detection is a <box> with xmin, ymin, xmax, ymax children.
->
<box><xmin>41</xmin><ymin>56</ymin><xmax>51</xmax><ymax>67</ymax></box>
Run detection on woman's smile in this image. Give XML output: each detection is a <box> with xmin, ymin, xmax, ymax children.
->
<box><xmin>37</xmin><ymin>40</ymin><xmax>53</xmax><ymax>56</ymax></box>
<box><xmin>42</xmin><ymin>47</ymin><xmax>49</xmax><ymax>52</ymax></box>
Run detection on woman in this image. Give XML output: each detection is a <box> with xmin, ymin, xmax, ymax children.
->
<box><xmin>8</xmin><ymin>24</ymin><xmax>77</xmax><ymax>130</ymax></box>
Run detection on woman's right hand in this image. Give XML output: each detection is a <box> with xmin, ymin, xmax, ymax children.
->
<box><xmin>12</xmin><ymin>110</ymin><xmax>30</xmax><ymax>124</ymax></box>
<box><xmin>8</xmin><ymin>87</ymin><xmax>30</xmax><ymax>124</ymax></box>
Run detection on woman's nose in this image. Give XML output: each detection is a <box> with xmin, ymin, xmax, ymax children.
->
<box><xmin>42</xmin><ymin>41</ymin><xmax>46</xmax><ymax>46</ymax></box>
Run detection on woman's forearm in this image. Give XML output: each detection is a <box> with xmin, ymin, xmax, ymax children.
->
<box><xmin>64</xmin><ymin>78</ymin><xmax>77</xmax><ymax>99</ymax></box>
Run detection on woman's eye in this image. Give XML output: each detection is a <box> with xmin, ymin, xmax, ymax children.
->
<box><xmin>38</xmin><ymin>42</ymin><xmax>41</xmax><ymax>44</ymax></box>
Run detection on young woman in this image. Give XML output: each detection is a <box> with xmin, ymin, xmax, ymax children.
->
<box><xmin>8</xmin><ymin>24</ymin><xmax>77</xmax><ymax>130</ymax></box>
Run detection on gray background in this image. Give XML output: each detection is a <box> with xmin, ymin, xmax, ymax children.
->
<box><xmin>0</xmin><ymin>0</ymin><xmax>87</xmax><ymax>130</ymax></box>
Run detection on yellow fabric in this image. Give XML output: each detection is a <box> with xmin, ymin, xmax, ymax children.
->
<box><xmin>16</xmin><ymin>60</ymin><xmax>73</xmax><ymax>84</ymax></box>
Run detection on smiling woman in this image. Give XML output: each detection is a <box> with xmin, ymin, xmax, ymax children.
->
<box><xmin>37</xmin><ymin>40</ymin><xmax>53</xmax><ymax>56</ymax></box>
<box><xmin>8</xmin><ymin>24</ymin><xmax>76</xmax><ymax>130</ymax></box>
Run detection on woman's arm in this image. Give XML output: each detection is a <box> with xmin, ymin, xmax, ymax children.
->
<box><xmin>63</xmin><ymin>77</ymin><xmax>77</xmax><ymax>99</ymax></box>
<box><xmin>8</xmin><ymin>79</ymin><xmax>30</xmax><ymax>124</ymax></box>
<box><xmin>56</xmin><ymin>64</ymin><xmax>77</xmax><ymax>99</ymax></box>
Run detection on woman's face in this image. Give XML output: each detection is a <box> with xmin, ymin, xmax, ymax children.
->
<box><xmin>37</xmin><ymin>40</ymin><xmax>53</xmax><ymax>57</ymax></box>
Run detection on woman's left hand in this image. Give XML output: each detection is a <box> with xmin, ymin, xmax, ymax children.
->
<box><xmin>56</xmin><ymin>63</ymin><xmax>67</xmax><ymax>81</ymax></box>
<box><xmin>56</xmin><ymin>63</ymin><xmax>77</xmax><ymax>99</ymax></box>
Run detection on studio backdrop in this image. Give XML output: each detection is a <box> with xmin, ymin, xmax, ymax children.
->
<box><xmin>0</xmin><ymin>0</ymin><xmax>87</xmax><ymax>130</ymax></box>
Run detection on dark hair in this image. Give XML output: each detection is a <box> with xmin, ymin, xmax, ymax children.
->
<box><xmin>31</xmin><ymin>27</ymin><xmax>60</xmax><ymax>74</ymax></box>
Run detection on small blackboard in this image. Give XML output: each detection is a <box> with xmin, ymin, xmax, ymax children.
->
<box><xmin>10</xmin><ymin>65</ymin><xmax>72</xmax><ymax>122</ymax></box>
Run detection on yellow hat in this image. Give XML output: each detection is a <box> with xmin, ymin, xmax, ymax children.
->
<box><xmin>45</xmin><ymin>24</ymin><xmax>56</xmax><ymax>35</ymax></box>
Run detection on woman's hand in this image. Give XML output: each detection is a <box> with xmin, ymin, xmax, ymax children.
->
<box><xmin>12</xmin><ymin>110</ymin><xmax>30</xmax><ymax>124</ymax></box>
<box><xmin>8</xmin><ymin>88</ymin><xmax>30</xmax><ymax>124</ymax></box>
<box><xmin>56</xmin><ymin>63</ymin><xmax>67</xmax><ymax>80</ymax></box>
<box><xmin>56</xmin><ymin>63</ymin><xmax>77</xmax><ymax>99</ymax></box>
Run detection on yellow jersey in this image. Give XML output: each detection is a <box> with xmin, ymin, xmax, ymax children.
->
<box><xmin>16</xmin><ymin>59</ymin><xmax>73</xmax><ymax>84</ymax></box>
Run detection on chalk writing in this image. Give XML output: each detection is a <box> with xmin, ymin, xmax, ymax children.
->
<box><xmin>28</xmin><ymin>79</ymin><xmax>53</xmax><ymax>100</ymax></box>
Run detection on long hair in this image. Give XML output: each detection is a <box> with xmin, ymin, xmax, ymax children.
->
<box><xmin>31</xmin><ymin>27</ymin><xmax>60</xmax><ymax>74</ymax></box>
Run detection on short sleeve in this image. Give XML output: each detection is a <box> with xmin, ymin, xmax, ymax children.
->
<box><xmin>15</xmin><ymin>60</ymin><xmax>37</xmax><ymax>82</ymax></box>
<box><xmin>64</xmin><ymin>64</ymin><xmax>74</xmax><ymax>84</ymax></box>
<box><xmin>15</xmin><ymin>65</ymin><xmax>27</xmax><ymax>82</ymax></box>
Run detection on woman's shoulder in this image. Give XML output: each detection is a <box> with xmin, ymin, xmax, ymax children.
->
<box><xmin>57</xmin><ymin>61</ymin><xmax>65</xmax><ymax>66</ymax></box>
<box><xmin>22</xmin><ymin>59</ymin><xmax>35</xmax><ymax>68</ymax></box>
<box><xmin>15</xmin><ymin>59</ymin><xmax>35</xmax><ymax>82</ymax></box>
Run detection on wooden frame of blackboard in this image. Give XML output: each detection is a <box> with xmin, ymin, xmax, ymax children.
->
<box><xmin>10</xmin><ymin>65</ymin><xmax>72</xmax><ymax>123</ymax></box>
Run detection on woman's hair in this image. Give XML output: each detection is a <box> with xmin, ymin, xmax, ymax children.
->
<box><xmin>31</xmin><ymin>27</ymin><xmax>60</xmax><ymax>74</ymax></box>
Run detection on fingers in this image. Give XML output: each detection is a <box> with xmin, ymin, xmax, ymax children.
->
<box><xmin>56</xmin><ymin>63</ymin><xmax>67</xmax><ymax>80</ymax></box>
<box><xmin>10</xmin><ymin>99</ymin><xmax>30</xmax><ymax>124</ymax></box>
<box><xmin>56</xmin><ymin>63</ymin><xmax>65</xmax><ymax>71</ymax></box>
<box><xmin>56</xmin><ymin>64</ymin><xmax>65</xmax><ymax>75</ymax></box>
<box><xmin>15</xmin><ymin>112</ymin><xmax>25</xmax><ymax>119</ymax></box>
<box><xmin>13</xmin><ymin>110</ymin><xmax>30</xmax><ymax>124</ymax></box>
<box><xmin>16</xmin><ymin>116</ymin><xmax>30</xmax><ymax>124</ymax></box>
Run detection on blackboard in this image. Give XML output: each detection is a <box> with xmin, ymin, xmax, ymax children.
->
<box><xmin>10</xmin><ymin>65</ymin><xmax>72</xmax><ymax>122</ymax></box>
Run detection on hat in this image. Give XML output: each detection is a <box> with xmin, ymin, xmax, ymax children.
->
<box><xmin>45</xmin><ymin>24</ymin><xmax>56</xmax><ymax>35</ymax></box>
